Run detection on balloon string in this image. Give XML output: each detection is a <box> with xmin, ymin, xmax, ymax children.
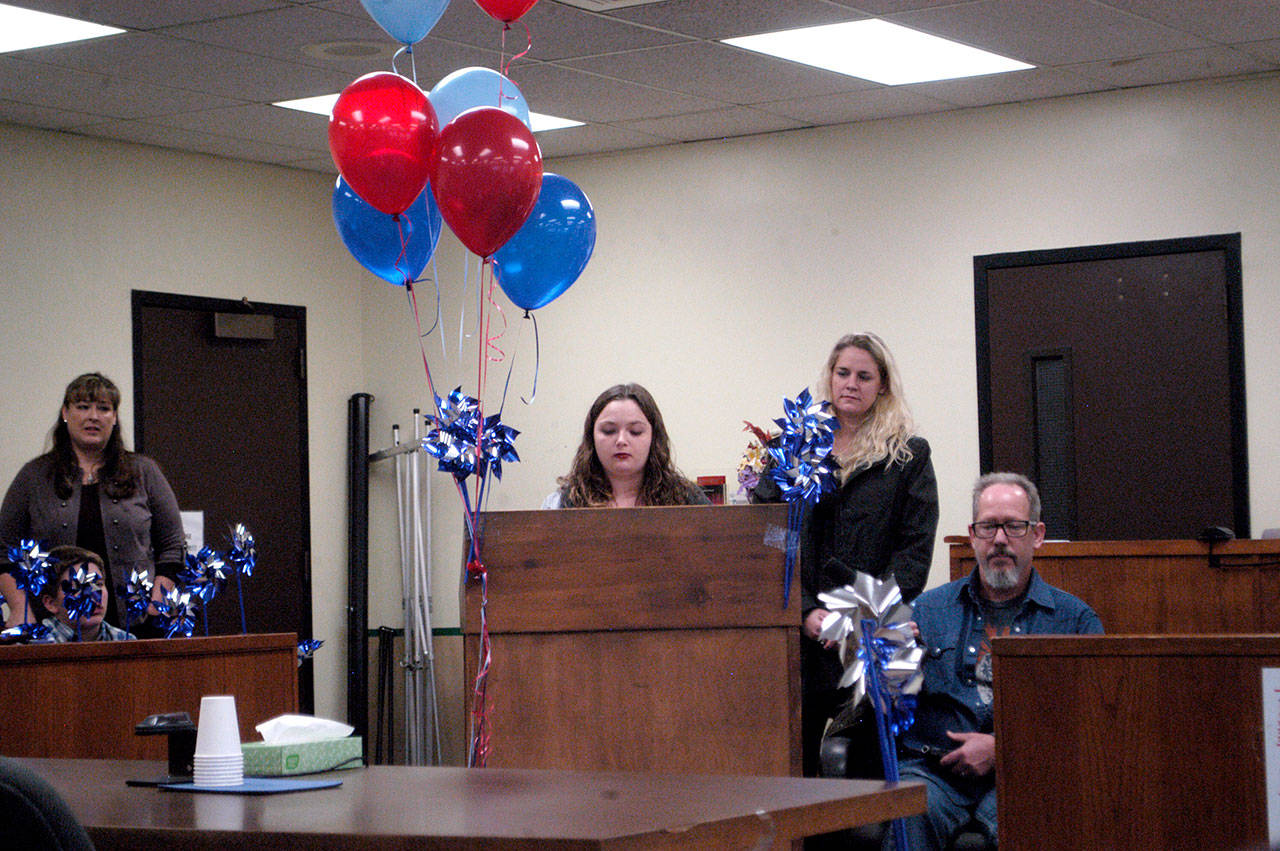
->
<box><xmin>500</xmin><ymin>22</ymin><xmax>533</xmax><ymax>78</ymax></box>
<box><xmin>392</xmin><ymin>45</ymin><xmax>418</xmax><ymax>84</ymax></box>
<box><xmin>405</xmin><ymin>281</ymin><xmax>443</xmax><ymax>417</ymax></box>
<box><xmin>519</xmin><ymin>311</ymin><xmax>540</xmax><ymax>405</ymax></box>
<box><xmin>394</xmin><ymin>216</ymin><xmax>412</xmax><ymax>287</ymax></box>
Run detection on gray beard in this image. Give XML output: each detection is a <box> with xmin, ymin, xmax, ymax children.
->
<box><xmin>981</xmin><ymin>563</ymin><xmax>1022</xmax><ymax>591</ymax></box>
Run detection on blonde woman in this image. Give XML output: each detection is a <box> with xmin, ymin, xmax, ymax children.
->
<box><xmin>800</xmin><ymin>333</ymin><xmax>938</xmax><ymax>777</ymax></box>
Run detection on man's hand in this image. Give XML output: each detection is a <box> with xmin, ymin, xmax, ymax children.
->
<box><xmin>938</xmin><ymin>730</ymin><xmax>995</xmax><ymax>778</ymax></box>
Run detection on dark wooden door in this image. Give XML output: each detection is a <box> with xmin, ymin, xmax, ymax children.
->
<box><xmin>975</xmin><ymin>234</ymin><xmax>1247</xmax><ymax>540</ymax></box>
<box><xmin>132</xmin><ymin>290</ymin><xmax>313</xmax><ymax>709</ymax></box>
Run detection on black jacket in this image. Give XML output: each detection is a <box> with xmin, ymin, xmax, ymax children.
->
<box><xmin>800</xmin><ymin>435</ymin><xmax>939</xmax><ymax>615</ymax></box>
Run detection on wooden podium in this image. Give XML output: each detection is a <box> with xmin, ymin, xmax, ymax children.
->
<box><xmin>0</xmin><ymin>633</ymin><xmax>298</xmax><ymax>760</ymax></box>
<box><xmin>462</xmin><ymin>504</ymin><xmax>801</xmax><ymax>775</ymax></box>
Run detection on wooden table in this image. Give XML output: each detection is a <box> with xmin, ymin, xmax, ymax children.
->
<box><xmin>22</xmin><ymin>758</ymin><xmax>924</xmax><ymax>850</ymax></box>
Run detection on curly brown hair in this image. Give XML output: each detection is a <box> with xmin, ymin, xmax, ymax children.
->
<box><xmin>557</xmin><ymin>383</ymin><xmax>700</xmax><ymax>507</ymax></box>
<box><xmin>49</xmin><ymin>372</ymin><xmax>138</xmax><ymax>500</ymax></box>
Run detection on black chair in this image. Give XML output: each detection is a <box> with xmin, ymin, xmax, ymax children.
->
<box><xmin>0</xmin><ymin>756</ymin><xmax>95</xmax><ymax>850</ymax></box>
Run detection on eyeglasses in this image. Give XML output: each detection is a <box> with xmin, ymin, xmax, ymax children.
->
<box><xmin>970</xmin><ymin>520</ymin><xmax>1033</xmax><ymax>539</ymax></box>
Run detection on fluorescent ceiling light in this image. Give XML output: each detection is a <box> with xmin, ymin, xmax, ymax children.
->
<box><xmin>274</xmin><ymin>94</ymin><xmax>339</xmax><ymax>116</ymax></box>
<box><xmin>274</xmin><ymin>94</ymin><xmax>582</xmax><ymax>133</ymax></box>
<box><xmin>723</xmin><ymin>19</ymin><xmax>1033</xmax><ymax>86</ymax></box>
<box><xmin>529</xmin><ymin>112</ymin><xmax>583</xmax><ymax>132</ymax></box>
<box><xmin>0</xmin><ymin>3</ymin><xmax>124</xmax><ymax>53</ymax></box>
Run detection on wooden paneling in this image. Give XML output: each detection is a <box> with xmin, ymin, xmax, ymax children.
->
<box><xmin>463</xmin><ymin>505</ymin><xmax>801</xmax><ymax>775</ymax></box>
<box><xmin>0</xmin><ymin>633</ymin><xmax>298</xmax><ymax>760</ymax></box>
<box><xmin>946</xmin><ymin>536</ymin><xmax>1280</xmax><ymax>633</ymax></box>
<box><xmin>994</xmin><ymin>635</ymin><xmax>1280</xmax><ymax>849</ymax></box>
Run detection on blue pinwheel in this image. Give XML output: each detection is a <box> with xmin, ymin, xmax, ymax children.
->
<box><xmin>225</xmin><ymin>525</ymin><xmax>256</xmax><ymax>634</ymax></box>
<box><xmin>297</xmin><ymin>638</ymin><xmax>324</xmax><ymax>667</ymax></box>
<box><xmin>154</xmin><ymin>586</ymin><xmax>197</xmax><ymax>638</ymax></box>
<box><xmin>117</xmin><ymin>568</ymin><xmax>154</xmax><ymax>633</ymax></box>
<box><xmin>6</xmin><ymin>539</ymin><xmax>53</xmax><ymax>625</ymax></box>
<box><xmin>179</xmin><ymin>547</ymin><xmax>228</xmax><ymax>635</ymax></box>
<box><xmin>765</xmin><ymin>389</ymin><xmax>840</xmax><ymax>605</ymax></box>
<box><xmin>61</xmin><ymin>566</ymin><xmax>104</xmax><ymax>641</ymax></box>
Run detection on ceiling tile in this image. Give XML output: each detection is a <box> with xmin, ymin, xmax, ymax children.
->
<box><xmin>603</xmin><ymin>0</ymin><xmax>867</xmax><ymax>40</ymax></box>
<box><xmin>753</xmin><ymin>86</ymin><xmax>954</xmax><ymax>125</ymax></box>
<box><xmin>905</xmin><ymin>66</ymin><xmax>1112</xmax><ymax>107</ymax></box>
<box><xmin>1099</xmin><ymin>0</ymin><xmax>1280</xmax><ymax>44</ymax></box>
<box><xmin>560</xmin><ymin>41</ymin><xmax>878</xmax><ymax>104</ymax></box>
<box><xmin>889</xmin><ymin>0</ymin><xmax>1213</xmax><ymax>66</ymax></box>
<box><xmin>8</xmin><ymin>0</ymin><xmax>291</xmax><ymax>30</ymax></box>
<box><xmin>617</xmin><ymin>105</ymin><xmax>808</xmax><ymax>142</ymax></box>
<box><xmin>511</xmin><ymin>61</ymin><xmax>721</xmax><ymax>122</ymax></box>
<box><xmin>536</xmin><ymin>122</ymin><xmax>672</xmax><ymax>158</ymax></box>
<box><xmin>1066</xmin><ymin>45</ymin><xmax>1275</xmax><ymax>87</ymax></box>
<box><xmin>425</xmin><ymin>0</ymin><xmax>688</xmax><ymax>60</ymax></box>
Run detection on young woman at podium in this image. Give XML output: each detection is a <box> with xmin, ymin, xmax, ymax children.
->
<box><xmin>799</xmin><ymin>333</ymin><xmax>939</xmax><ymax>777</ymax></box>
<box><xmin>542</xmin><ymin>383</ymin><xmax>708</xmax><ymax>509</ymax></box>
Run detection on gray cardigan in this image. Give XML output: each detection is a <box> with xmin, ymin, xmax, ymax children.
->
<box><xmin>0</xmin><ymin>453</ymin><xmax>185</xmax><ymax>580</ymax></box>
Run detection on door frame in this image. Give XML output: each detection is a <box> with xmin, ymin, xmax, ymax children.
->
<box><xmin>131</xmin><ymin>289</ymin><xmax>314</xmax><ymax>709</ymax></box>
<box><xmin>973</xmin><ymin>232</ymin><xmax>1248</xmax><ymax>537</ymax></box>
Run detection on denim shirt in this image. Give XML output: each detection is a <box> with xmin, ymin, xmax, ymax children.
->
<box><xmin>899</xmin><ymin>567</ymin><xmax>1103</xmax><ymax>757</ymax></box>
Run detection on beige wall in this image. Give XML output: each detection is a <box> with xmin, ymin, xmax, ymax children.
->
<box><xmin>5</xmin><ymin>71</ymin><xmax>1280</xmax><ymax>757</ymax></box>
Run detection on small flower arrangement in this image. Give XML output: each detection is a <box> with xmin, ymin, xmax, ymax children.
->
<box><xmin>736</xmin><ymin>421</ymin><xmax>779</xmax><ymax>495</ymax></box>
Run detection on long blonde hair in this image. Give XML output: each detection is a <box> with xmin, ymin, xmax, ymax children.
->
<box><xmin>819</xmin><ymin>333</ymin><xmax>917</xmax><ymax>481</ymax></box>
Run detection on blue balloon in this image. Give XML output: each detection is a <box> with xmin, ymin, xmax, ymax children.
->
<box><xmin>359</xmin><ymin>0</ymin><xmax>451</xmax><ymax>45</ymax></box>
<box><xmin>429</xmin><ymin>66</ymin><xmax>530</xmax><ymax>129</ymax></box>
<box><xmin>332</xmin><ymin>177</ymin><xmax>443</xmax><ymax>286</ymax></box>
<box><xmin>493</xmin><ymin>173</ymin><xmax>596</xmax><ymax>311</ymax></box>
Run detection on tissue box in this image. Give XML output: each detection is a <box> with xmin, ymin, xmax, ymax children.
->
<box><xmin>241</xmin><ymin>736</ymin><xmax>363</xmax><ymax>776</ymax></box>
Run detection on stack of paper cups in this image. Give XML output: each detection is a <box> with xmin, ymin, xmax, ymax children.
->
<box><xmin>193</xmin><ymin>695</ymin><xmax>243</xmax><ymax>787</ymax></box>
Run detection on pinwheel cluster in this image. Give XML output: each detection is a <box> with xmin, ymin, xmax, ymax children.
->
<box><xmin>422</xmin><ymin>387</ymin><xmax>520</xmax><ymax>481</ymax></box>
<box><xmin>818</xmin><ymin>573</ymin><xmax>924</xmax><ymax>738</ymax></box>
<box><xmin>765</xmin><ymin>388</ymin><xmax>839</xmax><ymax>505</ymax></box>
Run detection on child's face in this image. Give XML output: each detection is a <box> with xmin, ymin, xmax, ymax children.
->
<box><xmin>43</xmin><ymin>562</ymin><xmax>108</xmax><ymax>629</ymax></box>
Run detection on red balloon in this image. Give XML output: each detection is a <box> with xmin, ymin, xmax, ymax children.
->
<box><xmin>329</xmin><ymin>72</ymin><xmax>437</xmax><ymax>216</ymax></box>
<box><xmin>473</xmin><ymin>0</ymin><xmax>539</xmax><ymax>23</ymax></box>
<box><xmin>431</xmin><ymin>107</ymin><xmax>543</xmax><ymax>258</ymax></box>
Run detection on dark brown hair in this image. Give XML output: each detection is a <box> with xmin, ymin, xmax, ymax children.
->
<box><xmin>557</xmin><ymin>383</ymin><xmax>700</xmax><ymax>507</ymax></box>
<box><xmin>50</xmin><ymin>373</ymin><xmax>137</xmax><ymax>499</ymax></box>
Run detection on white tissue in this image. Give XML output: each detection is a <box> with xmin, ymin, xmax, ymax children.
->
<box><xmin>255</xmin><ymin>714</ymin><xmax>355</xmax><ymax>745</ymax></box>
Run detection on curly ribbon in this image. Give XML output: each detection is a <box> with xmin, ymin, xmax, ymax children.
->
<box><xmin>765</xmin><ymin>389</ymin><xmax>839</xmax><ymax>605</ymax></box>
<box><xmin>421</xmin><ymin>386</ymin><xmax>520</xmax><ymax>767</ymax></box>
<box><xmin>819</xmin><ymin>574</ymin><xmax>923</xmax><ymax>851</ymax></box>
<box><xmin>297</xmin><ymin>638</ymin><xmax>324</xmax><ymax>667</ymax></box>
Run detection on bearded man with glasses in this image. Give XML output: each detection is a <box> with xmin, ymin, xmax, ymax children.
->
<box><xmin>884</xmin><ymin>472</ymin><xmax>1103</xmax><ymax>851</ymax></box>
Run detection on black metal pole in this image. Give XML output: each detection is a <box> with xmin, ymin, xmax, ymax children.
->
<box><xmin>347</xmin><ymin>393</ymin><xmax>373</xmax><ymax>758</ymax></box>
